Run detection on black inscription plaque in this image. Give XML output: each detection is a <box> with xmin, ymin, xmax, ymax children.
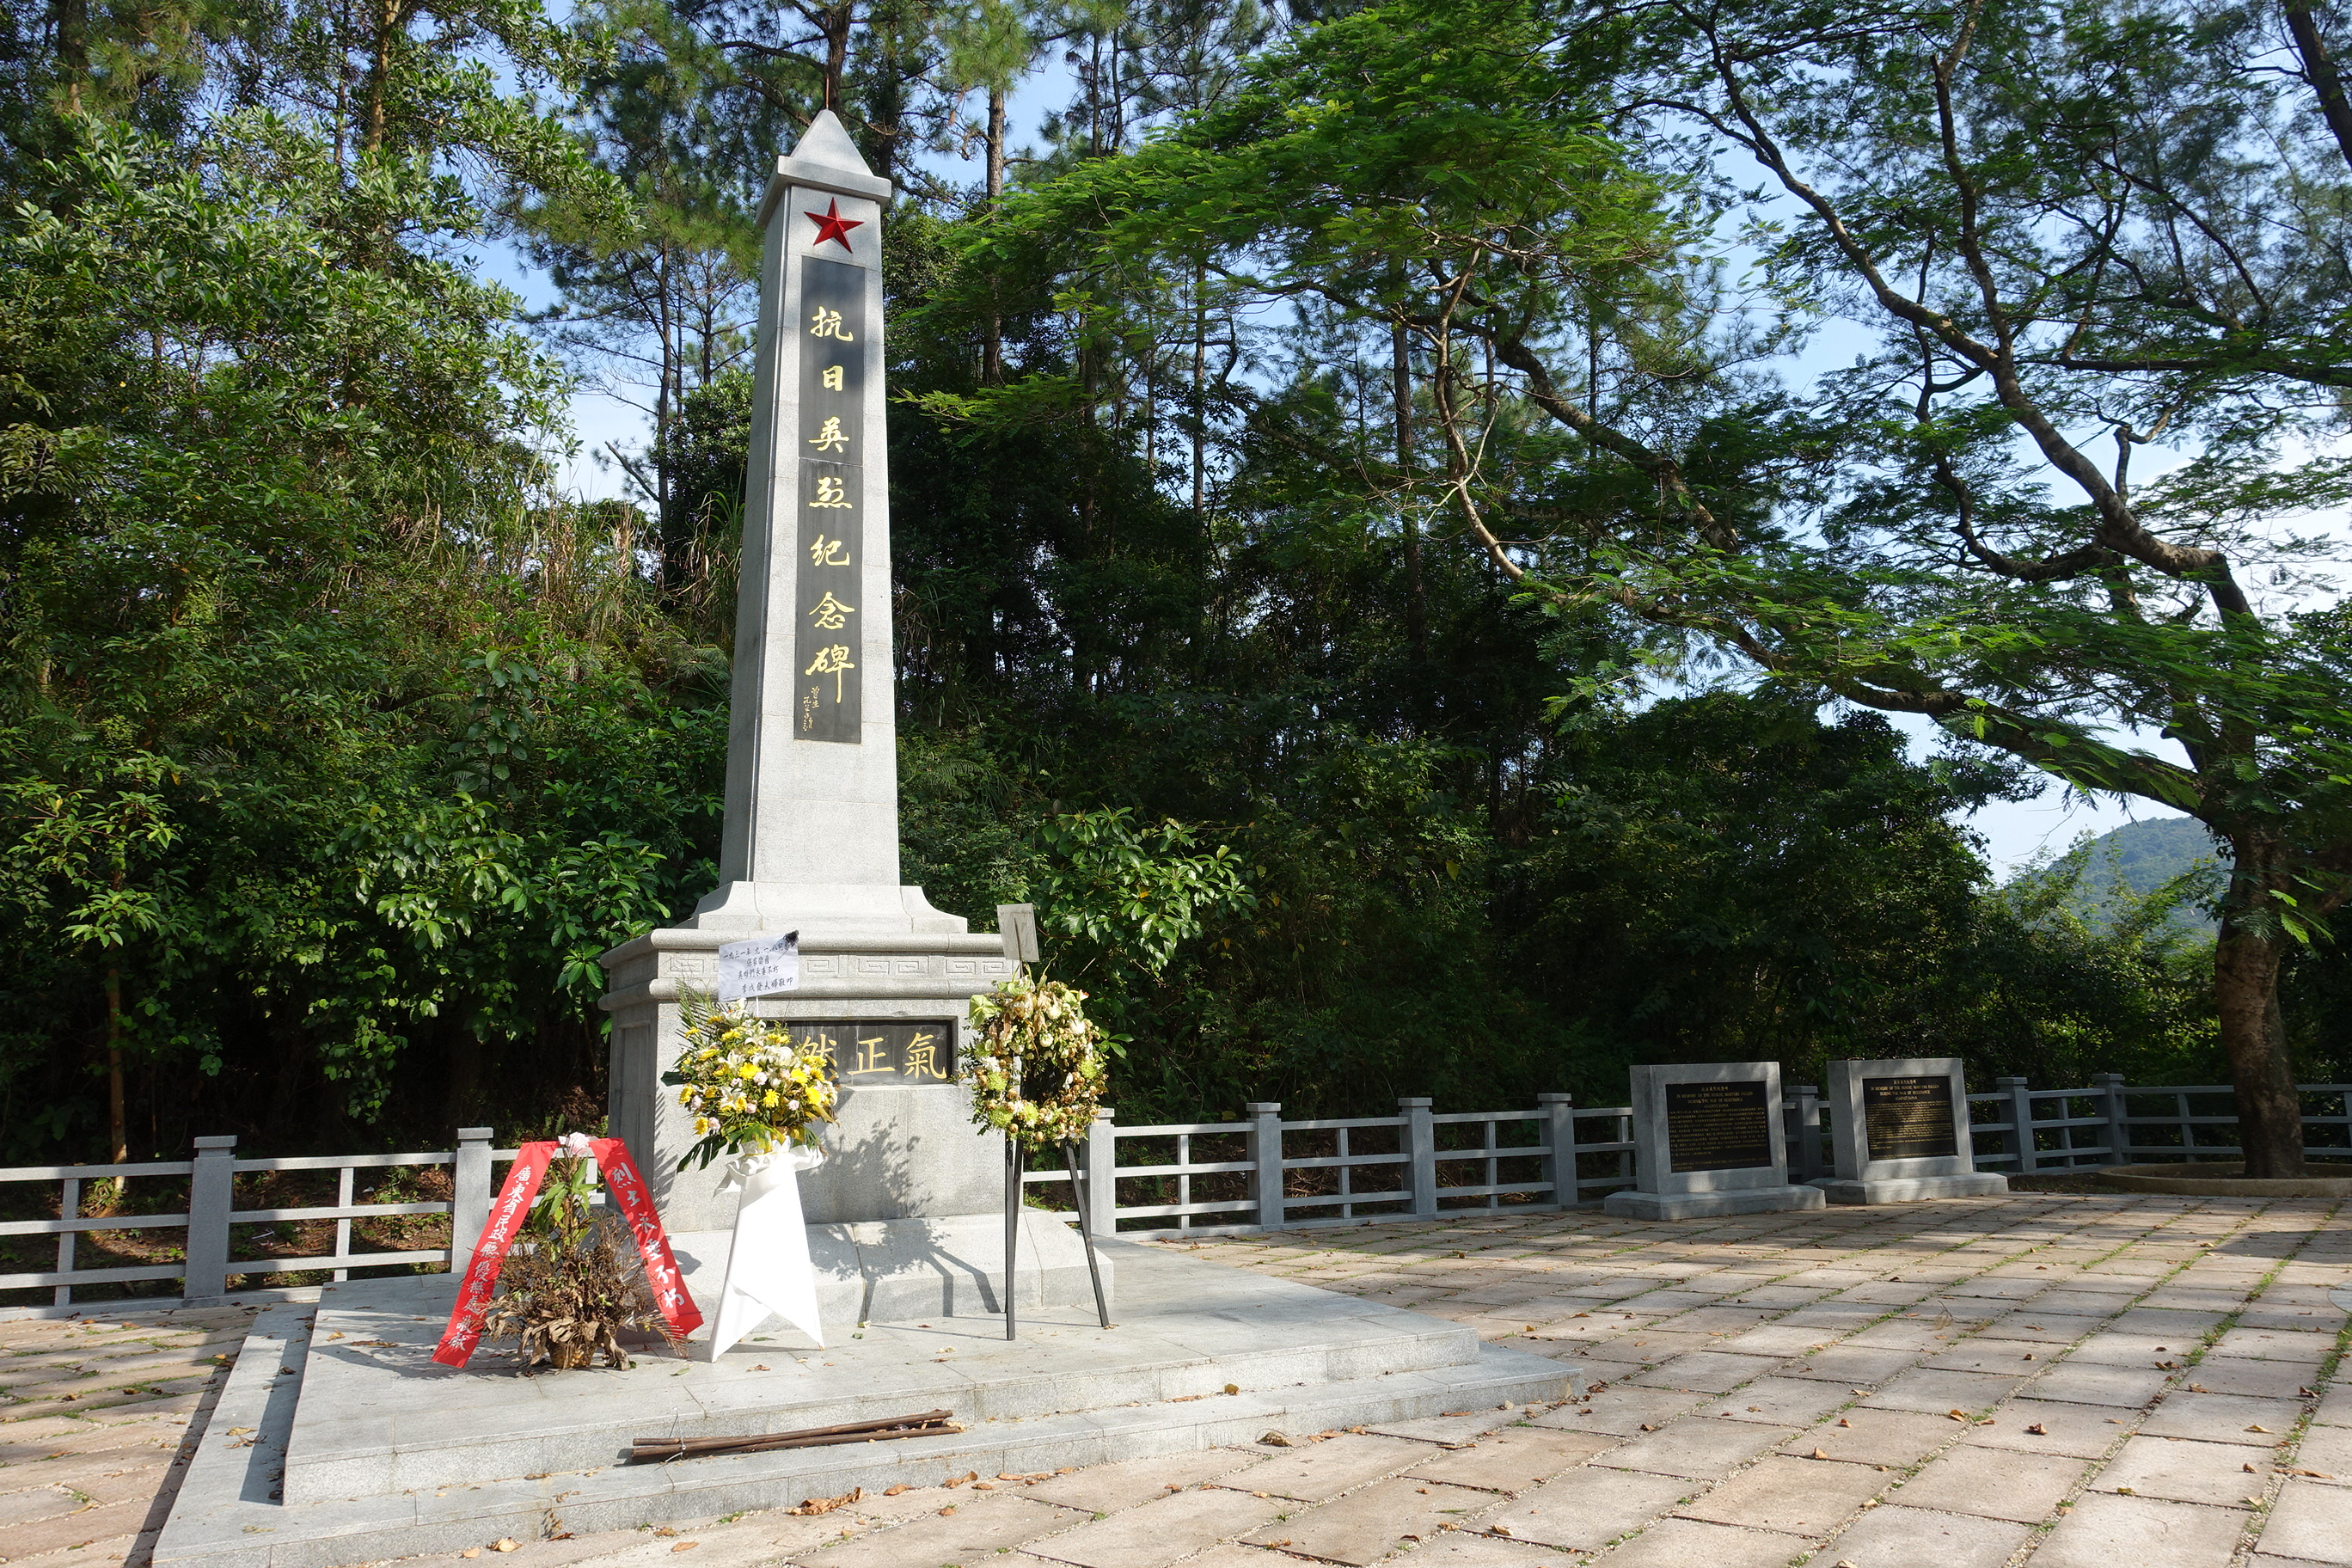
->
<box><xmin>1863</xmin><ymin>1075</ymin><xmax>1958</xmax><ymax>1161</ymax></box>
<box><xmin>793</xmin><ymin>255</ymin><xmax>867</xmax><ymax>744</ymax></box>
<box><xmin>781</xmin><ymin>1020</ymin><xmax>955</xmax><ymax>1083</ymax></box>
<box><xmin>1664</xmin><ymin>1079</ymin><xmax>1773</xmax><ymax>1173</ymax></box>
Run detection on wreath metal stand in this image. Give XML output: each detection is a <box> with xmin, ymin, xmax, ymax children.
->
<box><xmin>1002</xmin><ymin>1137</ymin><xmax>1112</xmax><ymax>1338</ymax></box>
<box><xmin>1002</xmin><ymin>1134</ymin><xmax>1021</xmax><ymax>1341</ymax></box>
<box><xmin>1061</xmin><ymin>1139</ymin><xmax>1112</xmax><ymax>1328</ymax></box>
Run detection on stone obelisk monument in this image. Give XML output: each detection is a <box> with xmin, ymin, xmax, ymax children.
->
<box><xmin>598</xmin><ymin>113</ymin><xmax>1099</xmax><ymax>1323</ymax></box>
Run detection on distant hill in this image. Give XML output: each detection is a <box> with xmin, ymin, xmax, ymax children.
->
<box><xmin>2003</xmin><ymin>816</ymin><xmax>2226</xmax><ymax>934</ymax></box>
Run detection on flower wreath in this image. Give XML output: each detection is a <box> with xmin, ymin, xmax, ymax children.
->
<box><xmin>663</xmin><ymin>986</ymin><xmax>838</xmax><ymax>1171</ymax></box>
<box><xmin>963</xmin><ymin>976</ymin><xmax>1106</xmax><ymax>1148</ymax></box>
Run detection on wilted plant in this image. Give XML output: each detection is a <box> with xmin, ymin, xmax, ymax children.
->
<box><xmin>480</xmin><ymin>1136</ymin><xmax>678</xmax><ymax>1370</ymax></box>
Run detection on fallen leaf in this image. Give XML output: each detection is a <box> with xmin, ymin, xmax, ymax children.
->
<box><xmin>1260</xmin><ymin>1431</ymin><xmax>1297</xmax><ymax>1447</ymax></box>
<box><xmin>1837</xmin><ymin>1418</ymin><xmax>1852</xmax><ymax>1428</ymax></box>
<box><xmin>1811</xmin><ymin>1449</ymin><xmax>1831</xmax><ymax>1460</ymax></box>
<box><xmin>2243</xmin><ymin>1464</ymin><xmax>2257</xmax><ymax>1473</ymax></box>
<box><xmin>459</xmin><ymin>1553</ymin><xmax>480</xmax><ymax>1560</ymax></box>
<box><xmin>787</xmin><ymin>1489</ymin><xmax>862</xmax><ymax>1516</ymax></box>
<box><xmin>669</xmin><ymin>1544</ymin><xmax>696</xmax><ymax>1554</ymax></box>
<box><xmin>491</xmin><ymin>1542</ymin><xmax>519</xmax><ymax>1554</ymax></box>
<box><xmin>2247</xmin><ymin>1424</ymin><xmax>2271</xmax><ymax>1433</ymax></box>
<box><xmin>1224</xmin><ymin>1384</ymin><xmax>1240</xmax><ymax>1395</ymax></box>
<box><xmin>2115</xmin><ymin>1486</ymin><xmax>2135</xmax><ymax>1496</ymax></box>
<box><xmin>883</xmin><ymin>1485</ymin><xmax>910</xmax><ymax>1496</ymax></box>
<box><xmin>2026</xmin><ymin>1424</ymin><xmax>2049</xmax><ymax>1436</ymax></box>
<box><xmin>1491</xmin><ymin>1524</ymin><xmax>1513</xmax><ymax>1537</ymax></box>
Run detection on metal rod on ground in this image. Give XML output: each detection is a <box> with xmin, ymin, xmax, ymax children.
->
<box><xmin>1063</xmin><ymin>1140</ymin><xmax>1111</xmax><ymax>1329</ymax></box>
<box><xmin>1003</xmin><ymin>1135</ymin><xmax>1020</xmax><ymax>1340</ymax></box>
<box><xmin>630</xmin><ymin>1410</ymin><xmax>959</xmax><ymax>1462</ymax></box>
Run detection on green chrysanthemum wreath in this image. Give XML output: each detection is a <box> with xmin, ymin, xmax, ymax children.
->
<box><xmin>964</xmin><ymin>976</ymin><xmax>1106</xmax><ymax>1147</ymax></box>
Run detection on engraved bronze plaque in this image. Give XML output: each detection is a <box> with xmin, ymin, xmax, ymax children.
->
<box><xmin>781</xmin><ymin>1020</ymin><xmax>956</xmax><ymax>1083</ymax></box>
<box><xmin>1664</xmin><ymin>1079</ymin><xmax>1773</xmax><ymax>1173</ymax></box>
<box><xmin>1863</xmin><ymin>1075</ymin><xmax>1958</xmax><ymax>1161</ymax></box>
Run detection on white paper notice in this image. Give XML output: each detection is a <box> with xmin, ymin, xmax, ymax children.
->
<box><xmin>716</xmin><ymin>930</ymin><xmax>799</xmax><ymax>1003</ymax></box>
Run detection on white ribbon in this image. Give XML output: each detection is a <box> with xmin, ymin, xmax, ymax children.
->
<box><xmin>707</xmin><ymin>1144</ymin><xmax>827</xmax><ymax>1357</ymax></box>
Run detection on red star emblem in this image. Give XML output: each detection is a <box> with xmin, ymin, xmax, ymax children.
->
<box><xmin>805</xmin><ymin>199</ymin><xmax>863</xmax><ymax>251</ymax></box>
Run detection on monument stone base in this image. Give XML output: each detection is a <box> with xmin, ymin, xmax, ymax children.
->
<box><xmin>807</xmin><ymin>1210</ymin><xmax>1103</xmax><ymax>1324</ymax></box>
<box><xmin>1603</xmin><ymin>1183</ymin><xmax>1828</xmax><ymax>1220</ymax></box>
<box><xmin>153</xmin><ymin>1239</ymin><xmax>1574</xmax><ymax>1568</ymax></box>
<box><xmin>1812</xmin><ymin>1173</ymin><xmax>2009</xmax><ymax>1205</ymax></box>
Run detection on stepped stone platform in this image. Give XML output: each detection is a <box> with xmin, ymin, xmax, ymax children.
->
<box><xmin>153</xmin><ymin>1236</ymin><xmax>1572</xmax><ymax>1568</ymax></box>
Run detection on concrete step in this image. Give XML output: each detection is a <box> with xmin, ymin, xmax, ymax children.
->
<box><xmin>157</xmin><ymin>1308</ymin><xmax>1569</xmax><ymax>1568</ymax></box>
<box><xmin>280</xmin><ymin>1244</ymin><xmax>1487</xmax><ymax>1504</ymax></box>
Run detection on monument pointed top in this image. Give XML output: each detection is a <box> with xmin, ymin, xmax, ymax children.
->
<box><xmin>759</xmin><ymin>109</ymin><xmax>892</xmax><ymax>224</ymax></box>
<box><xmin>791</xmin><ymin>110</ymin><xmax>872</xmax><ymax>177</ymax></box>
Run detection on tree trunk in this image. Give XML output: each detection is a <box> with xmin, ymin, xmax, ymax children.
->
<box><xmin>1191</xmin><ymin>259</ymin><xmax>1207</xmax><ymax>530</ymax></box>
<box><xmin>361</xmin><ymin>0</ymin><xmax>391</xmax><ymax>151</ymax></box>
<box><xmin>822</xmin><ymin>3</ymin><xmax>851</xmax><ymax>114</ymax></box>
<box><xmin>54</xmin><ymin>0</ymin><xmax>87</xmax><ymax>114</ymax></box>
<box><xmin>1392</xmin><ymin>314</ymin><xmax>1425</xmax><ymax>664</ymax></box>
<box><xmin>983</xmin><ymin>85</ymin><xmax>1005</xmax><ymax>385</ymax></box>
<box><xmin>103</xmin><ymin>960</ymin><xmax>126</xmax><ymax>1163</ymax></box>
<box><xmin>2286</xmin><ymin>0</ymin><xmax>2352</xmax><ymax>175</ymax></box>
<box><xmin>2215</xmin><ymin>834</ymin><xmax>2306</xmax><ymax>1177</ymax></box>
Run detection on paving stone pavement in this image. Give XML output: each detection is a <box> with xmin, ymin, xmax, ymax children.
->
<box><xmin>0</xmin><ymin>1302</ymin><xmax>250</xmax><ymax>1568</ymax></box>
<box><xmin>9</xmin><ymin>1190</ymin><xmax>2349</xmax><ymax>1567</ymax></box>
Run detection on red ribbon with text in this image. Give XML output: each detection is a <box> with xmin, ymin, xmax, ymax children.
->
<box><xmin>432</xmin><ymin>1137</ymin><xmax>703</xmax><ymax>1368</ymax></box>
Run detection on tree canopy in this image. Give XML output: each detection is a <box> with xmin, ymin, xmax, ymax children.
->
<box><xmin>3</xmin><ymin>0</ymin><xmax>2343</xmax><ymax>1166</ymax></box>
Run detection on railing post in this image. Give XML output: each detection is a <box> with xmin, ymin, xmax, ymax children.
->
<box><xmin>1246</xmin><ymin>1102</ymin><xmax>1285</xmax><ymax>1231</ymax></box>
<box><xmin>1791</xmin><ymin>1084</ymin><xmax>1822</xmax><ymax>1179</ymax></box>
<box><xmin>1085</xmin><ymin>1107</ymin><xmax>1117</xmax><ymax>1237</ymax></box>
<box><xmin>1538</xmin><ymin>1094</ymin><xmax>1577</xmax><ymax>1207</ymax></box>
<box><xmin>1400</xmin><ymin>1098</ymin><xmax>1438</xmax><ymax>1219</ymax></box>
<box><xmin>183</xmin><ymin>1135</ymin><xmax>237</xmax><ymax>1305</ymax></box>
<box><xmin>2096</xmin><ymin>1074</ymin><xmax>2129</xmax><ymax>1165</ymax></box>
<box><xmin>2000</xmin><ymin>1077</ymin><xmax>2039</xmax><ymax>1174</ymax></box>
<box><xmin>452</xmin><ymin>1127</ymin><xmax>494</xmax><ymax>1257</ymax></box>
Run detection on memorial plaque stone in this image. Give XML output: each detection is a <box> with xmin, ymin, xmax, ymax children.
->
<box><xmin>1602</xmin><ymin>1061</ymin><xmax>1827</xmax><ymax>1221</ymax></box>
<box><xmin>1863</xmin><ymin>1075</ymin><xmax>1959</xmax><ymax>1161</ymax></box>
<box><xmin>1665</xmin><ymin>1081</ymin><xmax>1773</xmax><ymax>1173</ymax></box>
<box><xmin>1819</xmin><ymin>1056</ymin><xmax>2006</xmax><ymax>1204</ymax></box>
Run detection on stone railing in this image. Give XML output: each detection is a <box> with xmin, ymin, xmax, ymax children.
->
<box><xmin>3</xmin><ymin>1081</ymin><xmax>2344</xmax><ymax>1310</ymax></box>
